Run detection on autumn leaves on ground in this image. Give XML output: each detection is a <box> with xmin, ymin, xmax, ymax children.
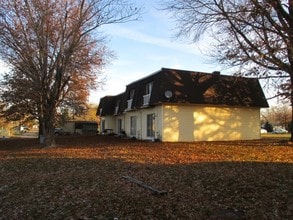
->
<box><xmin>0</xmin><ymin>136</ymin><xmax>292</xmax><ymax>219</ymax></box>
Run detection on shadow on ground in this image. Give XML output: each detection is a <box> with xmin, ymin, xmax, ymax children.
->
<box><xmin>0</xmin><ymin>136</ymin><xmax>292</xmax><ymax>219</ymax></box>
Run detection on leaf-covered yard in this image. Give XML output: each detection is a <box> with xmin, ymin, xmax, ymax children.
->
<box><xmin>0</xmin><ymin>136</ymin><xmax>292</xmax><ymax>219</ymax></box>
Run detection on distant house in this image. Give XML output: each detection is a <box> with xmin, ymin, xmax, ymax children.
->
<box><xmin>97</xmin><ymin>68</ymin><xmax>269</xmax><ymax>141</ymax></box>
<box><xmin>62</xmin><ymin>121</ymin><xmax>98</xmax><ymax>135</ymax></box>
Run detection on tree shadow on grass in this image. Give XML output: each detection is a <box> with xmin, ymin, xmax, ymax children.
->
<box><xmin>0</xmin><ymin>155</ymin><xmax>292</xmax><ymax>219</ymax></box>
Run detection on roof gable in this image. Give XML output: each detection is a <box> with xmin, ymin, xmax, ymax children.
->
<box><xmin>97</xmin><ymin>93</ymin><xmax>124</xmax><ymax>116</ymax></box>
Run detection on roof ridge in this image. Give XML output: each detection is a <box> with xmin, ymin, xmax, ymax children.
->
<box><xmin>126</xmin><ymin>68</ymin><xmax>163</xmax><ymax>86</ymax></box>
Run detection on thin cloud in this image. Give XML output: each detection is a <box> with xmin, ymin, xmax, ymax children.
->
<box><xmin>105</xmin><ymin>26</ymin><xmax>206</xmax><ymax>56</ymax></box>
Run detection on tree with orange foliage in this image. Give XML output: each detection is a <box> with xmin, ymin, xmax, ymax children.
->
<box><xmin>0</xmin><ymin>0</ymin><xmax>140</xmax><ymax>147</ymax></box>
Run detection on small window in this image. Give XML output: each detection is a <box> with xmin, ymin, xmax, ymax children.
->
<box><xmin>115</xmin><ymin>100</ymin><xmax>120</xmax><ymax>114</ymax></box>
<box><xmin>116</xmin><ymin>99</ymin><xmax>120</xmax><ymax>107</ymax></box>
<box><xmin>146</xmin><ymin>82</ymin><xmax>153</xmax><ymax>95</ymax></box>
<box><xmin>129</xmin><ymin>89</ymin><xmax>135</xmax><ymax>99</ymax></box>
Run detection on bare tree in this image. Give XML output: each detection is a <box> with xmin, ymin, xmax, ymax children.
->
<box><xmin>162</xmin><ymin>0</ymin><xmax>293</xmax><ymax>140</ymax></box>
<box><xmin>261</xmin><ymin>104</ymin><xmax>292</xmax><ymax>129</ymax></box>
<box><xmin>0</xmin><ymin>0</ymin><xmax>140</xmax><ymax>146</ymax></box>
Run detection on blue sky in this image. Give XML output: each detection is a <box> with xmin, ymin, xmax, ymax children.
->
<box><xmin>90</xmin><ymin>1</ymin><xmax>224</xmax><ymax>104</ymax></box>
<box><xmin>0</xmin><ymin>1</ymin><xmax>221</xmax><ymax>105</ymax></box>
<box><xmin>0</xmin><ymin>0</ymin><xmax>275</xmax><ymax>106</ymax></box>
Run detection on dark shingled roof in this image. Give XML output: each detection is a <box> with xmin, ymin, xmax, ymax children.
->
<box><xmin>97</xmin><ymin>93</ymin><xmax>124</xmax><ymax>116</ymax></box>
<box><xmin>97</xmin><ymin>68</ymin><xmax>269</xmax><ymax>116</ymax></box>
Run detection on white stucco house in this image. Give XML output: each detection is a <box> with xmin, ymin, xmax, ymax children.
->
<box><xmin>97</xmin><ymin>68</ymin><xmax>269</xmax><ymax>142</ymax></box>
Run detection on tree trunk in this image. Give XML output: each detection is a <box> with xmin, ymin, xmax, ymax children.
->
<box><xmin>42</xmin><ymin>119</ymin><xmax>56</xmax><ymax>147</ymax></box>
<box><xmin>290</xmin><ymin>87</ymin><xmax>293</xmax><ymax>142</ymax></box>
<box><xmin>38</xmin><ymin>118</ymin><xmax>44</xmax><ymax>141</ymax></box>
<box><xmin>43</xmin><ymin>129</ymin><xmax>55</xmax><ymax>147</ymax></box>
<box><xmin>291</xmin><ymin>109</ymin><xmax>293</xmax><ymax>142</ymax></box>
<box><xmin>40</xmin><ymin>104</ymin><xmax>56</xmax><ymax>147</ymax></box>
<box><xmin>291</xmin><ymin>74</ymin><xmax>293</xmax><ymax>142</ymax></box>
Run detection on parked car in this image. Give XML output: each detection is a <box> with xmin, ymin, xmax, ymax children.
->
<box><xmin>12</xmin><ymin>126</ymin><xmax>29</xmax><ymax>134</ymax></box>
<box><xmin>272</xmin><ymin>128</ymin><xmax>288</xmax><ymax>134</ymax></box>
<box><xmin>20</xmin><ymin>126</ymin><xmax>29</xmax><ymax>133</ymax></box>
<box><xmin>260</xmin><ymin>128</ymin><xmax>267</xmax><ymax>133</ymax></box>
<box><xmin>54</xmin><ymin>128</ymin><xmax>64</xmax><ymax>136</ymax></box>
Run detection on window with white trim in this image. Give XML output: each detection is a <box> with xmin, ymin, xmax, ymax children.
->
<box><xmin>127</xmin><ymin>89</ymin><xmax>135</xmax><ymax>109</ymax></box>
<box><xmin>143</xmin><ymin>82</ymin><xmax>153</xmax><ymax>106</ymax></box>
<box><xmin>130</xmin><ymin>116</ymin><xmax>137</xmax><ymax>137</ymax></box>
<box><xmin>146</xmin><ymin>82</ymin><xmax>153</xmax><ymax>95</ymax></box>
<box><xmin>147</xmin><ymin>114</ymin><xmax>155</xmax><ymax>137</ymax></box>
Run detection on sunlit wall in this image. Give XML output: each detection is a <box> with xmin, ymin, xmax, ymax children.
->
<box><xmin>162</xmin><ymin>104</ymin><xmax>260</xmax><ymax>141</ymax></box>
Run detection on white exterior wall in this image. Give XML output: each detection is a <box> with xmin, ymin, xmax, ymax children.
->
<box><xmin>124</xmin><ymin>106</ymin><xmax>163</xmax><ymax>140</ymax></box>
<box><xmin>161</xmin><ymin>104</ymin><xmax>261</xmax><ymax>142</ymax></box>
<box><xmin>100</xmin><ymin>115</ymin><xmax>116</xmax><ymax>132</ymax></box>
<box><xmin>102</xmin><ymin>104</ymin><xmax>261</xmax><ymax>142</ymax></box>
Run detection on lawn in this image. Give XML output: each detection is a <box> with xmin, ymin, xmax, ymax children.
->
<box><xmin>0</xmin><ymin>136</ymin><xmax>292</xmax><ymax>219</ymax></box>
<box><xmin>261</xmin><ymin>133</ymin><xmax>291</xmax><ymax>139</ymax></box>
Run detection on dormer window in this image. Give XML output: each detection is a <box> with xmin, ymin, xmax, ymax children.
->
<box><xmin>114</xmin><ymin>100</ymin><xmax>120</xmax><ymax>115</ymax></box>
<box><xmin>129</xmin><ymin>89</ymin><xmax>135</xmax><ymax>99</ymax></box>
<box><xmin>146</xmin><ymin>82</ymin><xmax>153</xmax><ymax>95</ymax></box>
<box><xmin>127</xmin><ymin>89</ymin><xmax>135</xmax><ymax>110</ymax></box>
<box><xmin>143</xmin><ymin>82</ymin><xmax>153</xmax><ymax>106</ymax></box>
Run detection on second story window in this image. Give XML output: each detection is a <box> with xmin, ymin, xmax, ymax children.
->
<box><xmin>127</xmin><ymin>89</ymin><xmax>135</xmax><ymax>110</ymax></box>
<box><xmin>146</xmin><ymin>82</ymin><xmax>153</xmax><ymax>95</ymax></box>
<box><xmin>129</xmin><ymin>89</ymin><xmax>135</xmax><ymax>99</ymax></box>
<box><xmin>143</xmin><ymin>82</ymin><xmax>153</xmax><ymax>106</ymax></box>
<box><xmin>114</xmin><ymin>100</ymin><xmax>120</xmax><ymax>115</ymax></box>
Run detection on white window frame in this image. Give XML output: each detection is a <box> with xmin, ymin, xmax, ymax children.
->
<box><xmin>143</xmin><ymin>82</ymin><xmax>153</xmax><ymax>106</ymax></box>
<box><xmin>114</xmin><ymin>100</ymin><xmax>120</xmax><ymax>115</ymax></box>
<box><xmin>146</xmin><ymin>82</ymin><xmax>153</xmax><ymax>95</ymax></box>
<box><xmin>146</xmin><ymin>114</ymin><xmax>155</xmax><ymax>137</ymax></box>
<box><xmin>130</xmin><ymin>116</ymin><xmax>137</xmax><ymax>137</ymax></box>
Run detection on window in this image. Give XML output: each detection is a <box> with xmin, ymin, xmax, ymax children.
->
<box><xmin>129</xmin><ymin>89</ymin><xmax>135</xmax><ymax>99</ymax></box>
<box><xmin>130</xmin><ymin>116</ymin><xmax>137</xmax><ymax>136</ymax></box>
<box><xmin>115</xmin><ymin>100</ymin><xmax>120</xmax><ymax>115</ymax></box>
<box><xmin>143</xmin><ymin>82</ymin><xmax>153</xmax><ymax>106</ymax></box>
<box><xmin>146</xmin><ymin>82</ymin><xmax>153</xmax><ymax>95</ymax></box>
<box><xmin>147</xmin><ymin>114</ymin><xmax>155</xmax><ymax>137</ymax></box>
<box><xmin>101</xmin><ymin>120</ymin><xmax>105</xmax><ymax>133</ymax></box>
<box><xmin>127</xmin><ymin>89</ymin><xmax>135</xmax><ymax>109</ymax></box>
<box><xmin>117</xmin><ymin>119</ymin><xmax>122</xmax><ymax>133</ymax></box>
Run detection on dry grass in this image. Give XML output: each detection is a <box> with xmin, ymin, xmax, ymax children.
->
<box><xmin>0</xmin><ymin>135</ymin><xmax>292</xmax><ymax>219</ymax></box>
